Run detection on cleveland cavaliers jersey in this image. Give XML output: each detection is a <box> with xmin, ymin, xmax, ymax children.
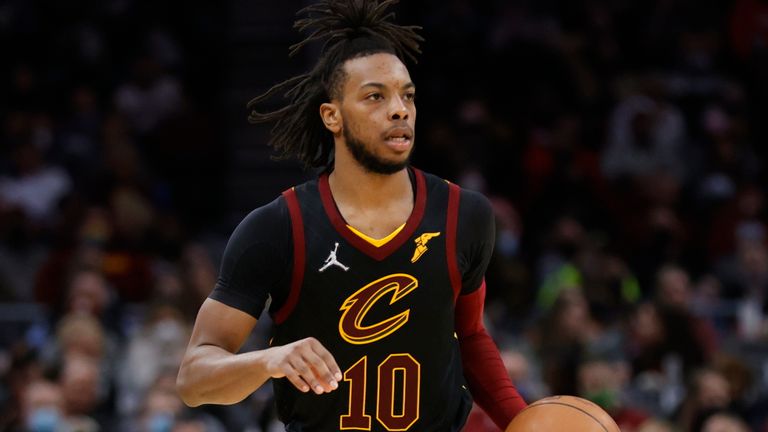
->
<box><xmin>211</xmin><ymin>167</ymin><xmax>496</xmax><ymax>431</ymax></box>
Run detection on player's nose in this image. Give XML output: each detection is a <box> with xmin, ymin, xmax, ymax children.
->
<box><xmin>389</xmin><ymin>97</ymin><xmax>409</xmax><ymax>121</ymax></box>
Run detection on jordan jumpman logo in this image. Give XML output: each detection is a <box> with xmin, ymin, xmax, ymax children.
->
<box><xmin>319</xmin><ymin>242</ymin><xmax>349</xmax><ymax>272</ymax></box>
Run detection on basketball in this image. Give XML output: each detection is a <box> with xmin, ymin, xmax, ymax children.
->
<box><xmin>505</xmin><ymin>395</ymin><xmax>620</xmax><ymax>432</ymax></box>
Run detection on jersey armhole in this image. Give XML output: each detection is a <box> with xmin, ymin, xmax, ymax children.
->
<box><xmin>446</xmin><ymin>182</ymin><xmax>462</xmax><ymax>303</ymax></box>
<box><xmin>272</xmin><ymin>188</ymin><xmax>306</xmax><ymax>324</ymax></box>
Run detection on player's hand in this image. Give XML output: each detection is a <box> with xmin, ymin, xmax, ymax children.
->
<box><xmin>264</xmin><ymin>337</ymin><xmax>343</xmax><ymax>395</ymax></box>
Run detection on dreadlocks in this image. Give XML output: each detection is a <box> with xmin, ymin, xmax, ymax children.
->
<box><xmin>246</xmin><ymin>0</ymin><xmax>423</xmax><ymax>168</ymax></box>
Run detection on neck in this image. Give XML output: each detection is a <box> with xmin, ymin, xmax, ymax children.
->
<box><xmin>328</xmin><ymin>160</ymin><xmax>411</xmax><ymax>208</ymax></box>
<box><xmin>326</xmin><ymin>143</ymin><xmax>415</xmax><ymax>238</ymax></box>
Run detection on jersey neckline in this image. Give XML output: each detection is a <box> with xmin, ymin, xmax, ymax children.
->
<box><xmin>318</xmin><ymin>167</ymin><xmax>427</xmax><ymax>261</ymax></box>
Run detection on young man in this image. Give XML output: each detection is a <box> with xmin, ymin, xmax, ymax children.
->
<box><xmin>176</xmin><ymin>1</ymin><xmax>527</xmax><ymax>430</ymax></box>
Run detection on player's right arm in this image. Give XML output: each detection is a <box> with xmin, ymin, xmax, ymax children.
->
<box><xmin>177</xmin><ymin>299</ymin><xmax>341</xmax><ymax>406</ymax></box>
<box><xmin>176</xmin><ymin>196</ymin><xmax>342</xmax><ymax>407</ymax></box>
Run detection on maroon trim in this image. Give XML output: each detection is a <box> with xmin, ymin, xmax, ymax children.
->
<box><xmin>446</xmin><ymin>182</ymin><xmax>462</xmax><ymax>302</ymax></box>
<box><xmin>274</xmin><ymin>188</ymin><xmax>306</xmax><ymax>325</ymax></box>
<box><xmin>455</xmin><ymin>280</ymin><xmax>486</xmax><ymax>337</ymax></box>
<box><xmin>318</xmin><ymin>168</ymin><xmax>427</xmax><ymax>261</ymax></box>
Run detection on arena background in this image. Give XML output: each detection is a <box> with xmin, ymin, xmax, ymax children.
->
<box><xmin>2</xmin><ymin>0</ymin><xmax>768</xmax><ymax>431</ymax></box>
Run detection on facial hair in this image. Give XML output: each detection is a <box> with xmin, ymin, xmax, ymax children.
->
<box><xmin>343</xmin><ymin>126</ymin><xmax>412</xmax><ymax>175</ymax></box>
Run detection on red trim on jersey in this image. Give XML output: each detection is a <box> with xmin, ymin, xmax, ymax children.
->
<box><xmin>318</xmin><ymin>168</ymin><xmax>427</xmax><ymax>261</ymax></box>
<box><xmin>274</xmin><ymin>188</ymin><xmax>306</xmax><ymax>325</ymax></box>
<box><xmin>446</xmin><ymin>182</ymin><xmax>462</xmax><ymax>301</ymax></box>
<box><xmin>455</xmin><ymin>281</ymin><xmax>528</xmax><ymax>429</ymax></box>
<box><xmin>455</xmin><ymin>280</ymin><xmax>487</xmax><ymax>337</ymax></box>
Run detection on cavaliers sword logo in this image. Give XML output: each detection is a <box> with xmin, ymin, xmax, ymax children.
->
<box><xmin>410</xmin><ymin>232</ymin><xmax>441</xmax><ymax>263</ymax></box>
<box><xmin>339</xmin><ymin>274</ymin><xmax>418</xmax><ymax>345</ymax></box>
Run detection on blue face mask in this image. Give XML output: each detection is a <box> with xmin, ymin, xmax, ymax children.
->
<box><xmin>148</xmin><ymin>413</ymin><xmax>174</xmax><ymax>432</ymax></box>
<box><xmin>27</xmin><ymin>408</ymin><xmax>61</xmax><ymax>432</ymax></box>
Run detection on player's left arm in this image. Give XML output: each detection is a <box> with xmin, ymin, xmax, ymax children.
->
<box><xmin>454</xmin><ymin>189</ymin><xmax>527</xmax><ymax>430</ymax></box>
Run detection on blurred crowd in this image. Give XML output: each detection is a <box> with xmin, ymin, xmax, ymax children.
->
<box><xmin>2</xmin><ymin>0</ymin><xmax>768</xmax><ymax>431</ymax></box>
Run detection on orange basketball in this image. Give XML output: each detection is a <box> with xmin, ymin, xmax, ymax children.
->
<box><xmin>505</xmin><ymin>395</ymin><xmax>620</xmax><ymax>432</ymax></box>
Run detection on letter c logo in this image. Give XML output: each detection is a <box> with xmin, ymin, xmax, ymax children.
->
<box><xmin>339</xmin><ymin>274</ymin><xmax>418</xmax><ymax>345</ymax></box>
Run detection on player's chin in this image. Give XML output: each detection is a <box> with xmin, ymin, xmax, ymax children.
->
<box><xmin>386</xmin><ymin>150</ymin><xmax>413</xmax><ymax>169</ymax></box>
<box><xmin>365</xmin><ymin>153</ymin><xmax>411</xmax><ymax>175</ymax></box>
<box><xmin>385</xmin><ymin>138</ymin><xmax>416</xmax><ymax>162</ymax></box>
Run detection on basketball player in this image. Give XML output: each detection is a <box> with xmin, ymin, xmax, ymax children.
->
<box><xmin>176</xmin><ymin>1</ymin><xmax>527</xmax><ymax>430</ymax></box>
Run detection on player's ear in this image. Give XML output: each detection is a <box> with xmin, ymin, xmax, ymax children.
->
<box><xmin>320</xmin><ymin>102</ymin><xmax>342</xmax><ymax>134</ymax></box>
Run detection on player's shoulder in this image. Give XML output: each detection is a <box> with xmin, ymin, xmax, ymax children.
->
<box><xmin>236</xmin><ymin>177</ymin><xmax>318</xmax><ymax>229</ymax></box>
<box><xmin>291</xmin><ymin>176</ymin><xmax>319</xmax><ymax>195</ymax></box>
<box><xmin>456</xmin><ymin>186</ymin><xmax>494</xmax><ymax>232</ymax></box>
<box><xmin>227</xmin><ymin>192</ymin><xmax>294</xmax><ymax>250</ymax></box>
<box><xmin>239</xmin><ymin>194</ymin><xmax>288</xmax><ymax>228</ymax></box>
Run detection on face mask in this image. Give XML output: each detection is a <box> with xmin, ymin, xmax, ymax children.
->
<box><xmin>148</xmin><ymin>412</ymin><xmax>174</xmax><ymax>432</ymax></box>
<box><xmin>26</xmin><ymin>407</ymin><xmax>61</xmax><ymax>432</ymax></box>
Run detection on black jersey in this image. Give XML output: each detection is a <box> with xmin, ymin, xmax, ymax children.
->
<box><xmin>211</xmin><ymin>168</ymin><xmax>495</xmax><ymax>432</ymax></box>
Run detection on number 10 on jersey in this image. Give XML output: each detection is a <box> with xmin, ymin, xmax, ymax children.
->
<box><xmin>340</xmin><ymin>354</ymin><xmax>421</xmax><ymax>431</ymax></box>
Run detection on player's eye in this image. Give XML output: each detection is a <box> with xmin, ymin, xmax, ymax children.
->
<box><xmin>366</xmin><ymin>93</ymin><xmax>383</xmax><ymax>101</ymax></box>
<box><xmin>404</xmin><ymin>92</ymin><xmax>416</xmax><ymax>102</ymax></box>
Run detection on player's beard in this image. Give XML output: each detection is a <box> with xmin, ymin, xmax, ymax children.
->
<box><xmin>343</xmin><ymin>126</ymin><xmax>412</xmax><ymax>175</ymax></box>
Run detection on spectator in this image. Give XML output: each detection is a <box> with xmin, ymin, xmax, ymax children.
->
<box><xmin>118</xmin><ymin>305</ymin><xmax>189</xmax><ymax>417</ymax></box>
<box><xmin>577</xmin><ymin>353</ymin><xmax>649</xmax><ymax>431</ymax></box>
<box><xmin>655</xmin><ymin>265</ymin><xmax>719</xmax><ymax>359</ymax></box>
<box><xmin>534</xmin><ymin>289</ymin><xmax>603</xmax><ymax>395</ymax></box>
<box><xmin>0</xmin><ymin>139</ymin><xmax>72</xmax><ymax>226</ymax></box>
<box><xmin>602</xmin><ymin>85</ymin><xmax>688</xmax><ymax>182</ymax></box>
<box><xmin>19</xmin><ymin>379</ymin><xmax>66</xmax><ymax>432</ymax></box>
<box><xmin>698</xmin><ymin>410</ymin><xmax>750</xmax><ymax>432</ymax></box>
<box><xmin>66</xmin><ymin>269</ymin><xmax>110</xmax><ymax>316</ymax></box>
<box><xmin>59</xmin><ymin>354</ymin><xmax>106</xmax><ymax>431</ymax></box>
<box><xmin>716</xmin><ymin>238</ymin><xmax>768</xmax><ymax>341</ymax></box>
<box><xmin>674</xmin><ymin>368</ymin><xmax>732</xmax><ymax>432</ymax></box>
<box><xmin>114</xmin><ymin>57</ymin><xmax>183</xmax><ymax>136</ymax></box>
